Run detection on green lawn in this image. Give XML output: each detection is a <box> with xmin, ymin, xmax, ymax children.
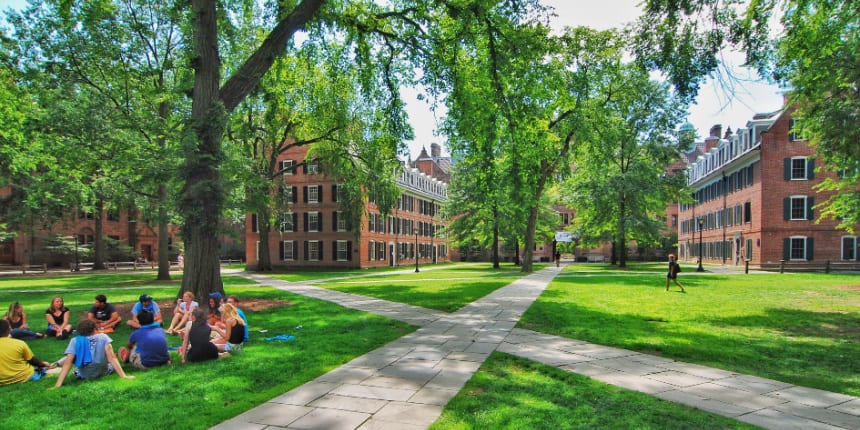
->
<box><xmin>0</xmin><ymin>273</ymin><xmax>414</xmax><ymax>430</ymax></box>
<box><xmin>521</xmin><ymin>263</ymin><xmax>860</xmax><ymax>396</ymax></box>
<box><xmin>314</xmin><ymin>263</ymin><xmax>543</xmax><ymax>312</ymax></box>
<box><xmin>431</xmin><ymin>352</ymin><xmax>759</xmax><ymax>430</ymax></box>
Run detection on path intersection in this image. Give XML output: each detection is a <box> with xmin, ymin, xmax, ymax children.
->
<box><xmin>214</xmin><ymin>265</ymin><xmax>860</xmax><ymax>430</ymax></box>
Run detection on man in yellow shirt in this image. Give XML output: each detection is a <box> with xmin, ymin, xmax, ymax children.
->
<box><xmin>0</xmin><ymin>319</ymin><xmax>51</xmax><ymax>385</ymax></box>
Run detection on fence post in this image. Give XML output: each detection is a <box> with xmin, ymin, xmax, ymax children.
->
<box><xmin>779</xmin><ymin>259</ymin><xmax>785</xmax><ymax>274</ymax></box>
<box><xmin>744</xmin><ymin>259</ymin><xmax>749</xmax><ymax>274</ymax></box>
<box><xmin>825</xmin><ymin>260</ymin><xmax>831</xmax><ymax>274</ymax></box>
<box><xmin>41</xmin><ymin>263</ymin><xmax>47</xmax><ymax>273</ymax></box>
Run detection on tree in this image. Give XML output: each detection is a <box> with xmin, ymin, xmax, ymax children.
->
<box><xmin>634</xmin><ymin>0</ymin><xmax>860</xmax><ymax>231</ymax></box>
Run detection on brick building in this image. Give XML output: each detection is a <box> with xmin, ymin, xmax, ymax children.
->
<box><xmin>245</xmin><ymin>144</ymin><xmax>451</xmax><ymax>269</ymax></box>
<box><xmin>678</xmin><ymin>104</ymin><xmax>859</xmax><ymax>269</ymax></box>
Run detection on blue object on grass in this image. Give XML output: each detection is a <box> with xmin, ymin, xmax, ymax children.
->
<box><xmin>264</xmin><ymin>334</ymin><xmax>295</xmax><ymax>342</ymax></box>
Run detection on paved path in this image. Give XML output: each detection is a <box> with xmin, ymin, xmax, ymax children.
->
<box><xmin>213</xmin><ymin>266</ymin><xmax>860</xmax><ymax>430</ymax></box>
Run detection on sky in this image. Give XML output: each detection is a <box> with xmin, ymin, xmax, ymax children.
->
<box><xmin>1</xmin><ymin>0</ymin><xmax>784</xmax><ymax>157</ymax></box>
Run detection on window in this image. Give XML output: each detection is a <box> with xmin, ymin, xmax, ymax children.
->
<box><xmin>784</xmin><ymin>196</ymin><xmax>813</xmax><ymax>221</ymax></box>
<box><xmin>369</xmin><ymin>240</ymin><xmax>376</xmax><ymax>260</ymax></box>
<box><xmin>785</xmin><ymin>157</ymin><xmax>814</xmax><ymax>180</ymax></box>
<box><xmin>251</xmin><ymin>214</ymin><xmax>258</xmax><ymax>233</ymax></box>
<box><xmin>305</xmin><ymin>240</ymin><xmax>321</xmax><ymax>261</ymax></box>
<box><xmin>281</xmin><ymin>159</ymin><xmax>296</xmax><ymax>175</ymax></box>
<box><xmin>306</xmin><ymin>159</ymin><xmax>320</xmax><ymax>174</ymax></box>
<box><xmin>335</xmin><ymin>211</ymin><xmax>347</xmax><ymax>232</ymax></box>
<box><xmin>671</xmin><ymin>215</ymin><xmax>677</xmax><ymax>227</ymax></box>
<box><xmin>789</xmin><ymin>118</ymin><xmax>801</xmax><ymax>141</ymax></box>
<box><xmin>279</xmin><ymin>213</ymin><xmax>295</xmax><ymax>233</ymax></box>
<box><xmin>78</xmin><ymin>211</ymin><xmax>95</xmax><ymax>220</ymax></box>
<box><xmin>789</xmin><ymin>236</ymin><xmax>808</xmax><ymax>261</ymax></box>
<box><xmin>107</xmin><ymin>210</ymin><xmax>120</xmax><ymax>222</ymax></box>
<box><xmin>746</xmin><ymin>238</ymin><xmax>753</xmax><ymax>261</ymax></box>
<box><xmin>335</xmin><ymin>240</ymin><xmax>349</xmax><ymax>261</ymax></box>
<box><xmin>308</xmin><ymin>185</ymin><xmax>320</xmax><ymax>203</ymax></box>
<box><xmin>743</xmin><ymin>202</ymin><xmax>752</xmax><ymax>223</ymax></box>
<box><xmin>735</xmin><ymin>205</ymin><xmax>742</xmax><ymax>224</ymax></box>
<box><xmin>281</xmin><ymin>241</ymin><xmax>296</xmax><ymax>261</ymax></box>
<box><xmin>842</xmin><ymin>236</ymin><xmax>857</xmax><ymax>261</ymax></box>
<box><xmin>306</xmin><ymin>212</ymin><xmax>319</xmax><ymax>232</ymax></box>
<box><xmin>332</xmin><ymin>184</ymin><xmax>341</xmax><ymax>202</ymax></box>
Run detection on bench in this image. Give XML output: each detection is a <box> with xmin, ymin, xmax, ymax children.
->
<box><xmin>0</xmin><ymin>264</ymin><xmax>48</xmax><ymax>274</ymax></box>
<box><xmin>760</xmin><ymin>260</ymin><xmax>860</xmax><ymax>273</ymax></box>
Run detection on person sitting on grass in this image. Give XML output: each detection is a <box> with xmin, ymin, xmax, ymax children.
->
<box><xmin>52</xmin><ymin>319</ymin><xmax>134</xmax><ymax>388</ymax></box>
<box><xmin>226</xmin><ymin>295</ymin><xmax>249</xmax><ymax>343</ymax></box>
<box><xmin>179</xmin><ymin>308</ymin><xmax>219</xmax><ymax>364</ymax></box>
<box><xmin>118</xmin><ymin>310</ymin><xmax>169</xmax><ymax>369</ymax></box>
<box><xmin>127</xmin><ymin>294</ymin><xmax>162</xmax><ymax>330</ymax></box>
<box><xmin>45</xmin><ymin>296</ymin><xmax>73</xmax><ymax>340</ymax></box>
<box><xmin>5</xmin><ymin>301</ymin><xmax>44</xmax><ymax>340</ymax></box>
<box><xmin>87</xmin><ymin>294</ymin><xmax>122</xmax><ymax>333</ymax></box>
<box><xmin>166</xmin><ymin>291</ymin><xmax>198</xmax><ymax>335</ymax></box>
<box><xmin>212</xmin><ymin>303</ymin><xmax>246</xmax><ymax>353</ymax></box>
<box><xmin>206</xmin><ymin>292</ymin><xmax>223</xmax><ymax>328</ymax></box>
<box><xmin>0</xmin><ymin>320</ymin><xmax>51</xmax><ymax>385</ymax></box>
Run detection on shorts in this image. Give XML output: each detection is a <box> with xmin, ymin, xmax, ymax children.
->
<box><xmin>225</xmin><ymin>343</ymin><xmax>244</xmax><ymax>354</ymax></box>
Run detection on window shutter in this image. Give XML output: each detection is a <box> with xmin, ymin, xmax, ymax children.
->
<box><xmin>332</xmin><ymin>185</ymin><xmax>338</xmax><ymax>202</ymax></box>
<box><xmin>746</xmin><ymin>165</ymin><xmax>753</xmax><ymax>185</ymax></box>
<box><xmin>303</xmin><ymin>186</ymin><xmax>308</xmax><ymax>203</ymax></box>
<box><xmin>303</xmin><ymin>212</ymin><xmax>308</xmax><ymax>232</ymax></box>
<box><xmin>783</xmin><ymin>238</ymin><xmax>790</xmax><ymax>260</ymax></box>
<box><xmin>332</xmin><ymin>241</ymin><xmax>337</xmax><ymax>260</ymax></box>
<box><xmin>292</xmin><ymin>186</ymin><xmax>298</xmax><ymax>203</ymax></box>
<box><xmin>318</xmin><ymin>185</ymin><xmax>323</xmax><ymax>202</ymax></box>
<box><xmin>251</xmin><ymin>214</ymin><xmax>258</xmax><ymax>233</ymax></box>
<box><xmin>303</xmin><ymin>163</ymin><xmax>307</xmax><ymax>174</ymax></box>
<box><xmin>784</xmin><ymin>158</ymin><xmax>791</xmax><ymax>180</ymax></box>
<box><xmin>292</xmin><ymin>213</ymin><xmax>298</xmax><ymax>230</ymax></box>
<box><xmin>333</xmin><ymin>212</ymin><xmax>338</xmax><ymax>231</ymax></box>
<box><xmin>318</xmin><ymin>212</ymin><xmax>323</xmax><ymax>232</ymax></box>
<box><xmin>783</xmin><ymin>198</ymin><xmax>790</xmax><ymax>220</ymax></box>
<box><xmin>319</xmin><ymin>242</ymin><xmax>323</xmax><ymax>260</ymax></box>
<box><xmin>347</xmin><ymin>241</ymin><xmax>352</xmax><ymax>261</ymax></box>
<box><xmin>807</xmin><ymin>158</ymin><xmax>815</xmax><ymax>179</ymax></box>
<box><xmin>293</xmin><ymin>241</ymin><xmax>298</xmax><ymax>260</ymax></box>
<box><xmin>279</xmin><ymin>241</ymin><xmax>285</xmax><ymax>260</ymax></box>
<box><xmin>303</xmin><ymin>241</ymin><xmax>308</xmax><ymax>260</ymax></box>
<box><xmin>807</xmin><ymin>196</ymin><xmax>814</xmax><ymax>220</ymax></box>
<box><xmin>806</xmin><ymin>237</ymin><xmax>814</xmax><ymax>260</ymax></box>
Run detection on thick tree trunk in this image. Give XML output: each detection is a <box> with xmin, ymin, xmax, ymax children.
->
<box><xmin>521</xmin><ymin>203</ymin><xmax>538</xmax><ymax>273</ymax></box>
<box><xmin>257</xmin><ymin>208</ymin><xmax>272</xmax><ymax>271</ymax></box>
<box><xmin>94</xmin><ymin>199</ymin><xmax>106</xmax><ymax>270</ymax></box>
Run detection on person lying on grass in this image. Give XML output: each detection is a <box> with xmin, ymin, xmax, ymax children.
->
<box><xmin>52</xmin><ymin>319</ymin><xmax>134</xmax><ymax>388</ymax></box>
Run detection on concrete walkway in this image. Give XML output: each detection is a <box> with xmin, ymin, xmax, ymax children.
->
<box><xmin>213</xmin><ymin>266</ymin><xmax>860</xmax><ymax>430</ymax></box>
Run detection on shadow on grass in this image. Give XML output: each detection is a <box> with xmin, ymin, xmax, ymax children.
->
<box><xmin>326</xmin><ymin>281</ymin><xmax>510</xmax><ymax>312</ymax></box>
<box><xmin>521</xmin><ymin>298</ymin><xmax>860</xmax><ymax>396</ymax></box>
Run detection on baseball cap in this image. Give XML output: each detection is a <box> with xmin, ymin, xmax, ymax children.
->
<box><xmin>208</xmin><ymin>292</ymin><xmax>223</xmax><ymax>300</ymax></box>
<box><xmin>139</xmin><ymin>294</ymin><xmax>153</xmax><ymax>302</ymax></box>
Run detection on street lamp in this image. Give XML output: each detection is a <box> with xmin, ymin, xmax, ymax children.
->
<box><xmin>414</xmin><ymin>231</ymin><xmax>419</xmax><ymax>273</ymax></box>
<box><xmin>74</xmin><ymin>235</ymin><xmax>80</xmax><ymax>272</ymax></box>
<box><xmin>696</xmin><ymin>218</ymin><xmax>705</xmax><ymax>272</ymax></box>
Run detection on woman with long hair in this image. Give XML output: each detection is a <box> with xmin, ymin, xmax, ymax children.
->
<box><xmin>213</xmin><ymin>303</ymin><xmax>245</xmax><ymax>353</ymax></box>
<box><xmin>4</xmin><ymin>302</ymin><xmax>44</xmax><ymax>340</ymax></box>
<box><xmin>45</xmin><ymin>296</ymin><xmax>73</xmax><ymax>339</ymax></box>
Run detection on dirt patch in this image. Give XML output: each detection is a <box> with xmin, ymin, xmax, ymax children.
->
<box><xmin>837</xmin><ymin>285</ymin><xmax>860</xmax><ymax>291</ymax></box>
<box><xmin>112</xmin><ymin>298</ymin><xmax>291</xmax><ymax>318</ymax></box>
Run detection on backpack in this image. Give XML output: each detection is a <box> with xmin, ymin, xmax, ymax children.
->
<box><xmin>675</xmin><ymin>263</ymin><xmax>682</xmax><ymax>273</ymax></box>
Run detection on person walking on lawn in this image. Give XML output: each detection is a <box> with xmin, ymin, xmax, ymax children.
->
<box><xmin>665</xmin><ymin>254</ymin><xmax>686</xmax><ymax>293</ymax></box>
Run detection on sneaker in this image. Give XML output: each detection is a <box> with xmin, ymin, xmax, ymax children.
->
<box><xmin>118</xmin><ymin>347</ymin><xmax>129</xmax><ymax>363</ymax></box>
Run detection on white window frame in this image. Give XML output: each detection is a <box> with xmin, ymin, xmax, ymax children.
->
<box><xmin>336</xmin><ymin>211</ymin><xmax>347</xmax><ymax>232</ymax></box>
<box><xmin>308</xmin><ymin>185</ymin><xmax>320</xmax><ymax>204</ymax></box>
<box><xmin>283</xmin><ymin>241</ymin><xmax>295</xmax><ymax>261</ymax></box>
<box><xmin>790</xmin><ymin>157</ymin><xmax>808</xmax><ymax>180</ymax></box>
<box><xmin>369</xmin><ymin>240</ymin><xmax>376</xmax><ymax>260</ymax></box>
<box><xmin>307</xmin><ymin>159</ymin><xmax>320</xmax><ymax>174</ymax></box>
<box><xmin>842</xmin><ymin>236</ymin><xmax>857</xmax><ymax>261</ymax></box>
<box><xmin>308</xmin><ymin>211</ymin><xmax>319</xmax><ymax>232</ymax></box>
<box><xmin>279</xmin><ymin>212</ymin><xmax>294</xmax><ymax>232</ymax></box>
<box><xmin>789</xmin><ymin>196</ymin><xmax>808</xmax><ymax>220</ymax></box>
<box><xmin>336</xmin><ymin>240</ymin><xmax>348</xmax><ymax>261</ymax></box>
<box><xmin>281</xmin><ymin>159</ymin><xmax>295</xmax><ymax>175</ymax></box>
<box><xmin>789</xmin><ymin>236</ymin><xmax>807</xmax><ymax>261</ymax></box>
<box><xmin>308</xmin><ymin>240</ymin><xmax>320</xmax><ymax>261</ymax></box>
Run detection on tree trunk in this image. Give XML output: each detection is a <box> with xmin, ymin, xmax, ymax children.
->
<box><xmin>618</xmin><ymin>198</ymin><xmax>627</xmax><ymax>268</ymax></box>
<box><xmin>157</xmin><ymin>184</ymin><xmax>171</xmax><ymax>281</ymax></box>
<box><xmin>491</xmin><ymin>205</ymin><xmax>500</xmax><ymax>269</ymax></box>
<box><xmin>257</xmin><ymin>207</ymin><xmax>272</xmax><ymax>271</ymax></box>
<box><xmin>94</xmin><ymin>199</ymin><xmax>106</xmax><ymax>270</ymax></box>
<box><xmin>514</xmin><ymin>239</ymin><xmax>520</xmax><ymax>266</ymax></box>
<box><xmin>521</xmin><ymin>203</ymin><xmax>538</xmax><ymax>273</ymax></box>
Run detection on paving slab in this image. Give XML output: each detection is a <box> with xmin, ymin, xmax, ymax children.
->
<box><xmin>772</xmin><ymin>401</ymin><xmax>860</xmax><ymax>429</ymax></box>
<box><xmin>287</xmin><ymin>408</ymin><xmax>370</xmax><ymax>430</ymax></box>
<box><xmin>765</xmin><ymin>386</ymin><xmax>858</xmax><ymax>408</ymax></box>
<box><xmin>737</xmin><ymin>408</ymin><xmax>846</xmax><ymax>430</ymax></box>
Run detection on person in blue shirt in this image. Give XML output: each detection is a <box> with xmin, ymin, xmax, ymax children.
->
<box><xmin>119</xmin><ymin>310</ymin><xmax>169</xmax><ymax>369</ymax></box>
<box><xmin>127</xmin><ymin>294</ymin><xmax>162</xmax><ymax>329</ymax></box>
<box><xmin>226</xmin><ymin>295</ymin><xmax>249</xmax><ymax>343</ymax></box>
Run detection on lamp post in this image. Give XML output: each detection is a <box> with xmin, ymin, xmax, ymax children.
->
<box><xmin>414</xmin><ymin>231</ymin><xmax>419</xmax><ymax>273</ymax></box>
<box><xmin>696</xmin><ymin>218</ymin><xmax>705</xmax><ymax>272</ymax></box>
<box><xmin>74</xmin><ymin>235</ymin><xmax>80</xmax><ymax>272</ymax></box>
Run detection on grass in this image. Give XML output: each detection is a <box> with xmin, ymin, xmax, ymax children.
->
<box><xmin>0</xmin><ymin>273</ymin><xmax>414</xmax><ymax>430</ymax></box>
<box><xmin>430</xmin><ymin>352</ymin><xmax>758</xmax><ymax>430</ymax></box>
<box><xmin>313</xmin><ymin>263</ymin><xmax>543</xmax><ymax>312</ymax></box>
<box><xmin>520</xmin><ymin>263</ymin><xmax>860</xmax><ymax>396</ymax></box>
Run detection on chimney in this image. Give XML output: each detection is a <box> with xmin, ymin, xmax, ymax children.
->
<box><xmin>709</xmin><ymin>124</ymin><xmax>722</xmax><ymax>138</ymax></box>
<box><xmin>430</xmin><ymin>143</ymin><xmax>441</xmax><ymax>158</ymax></box>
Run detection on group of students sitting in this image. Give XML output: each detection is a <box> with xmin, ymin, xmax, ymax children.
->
<box><xmin>0</xmin><ymin>291</ymin><xmax>247</xmax><ymax>387</ymax></box>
